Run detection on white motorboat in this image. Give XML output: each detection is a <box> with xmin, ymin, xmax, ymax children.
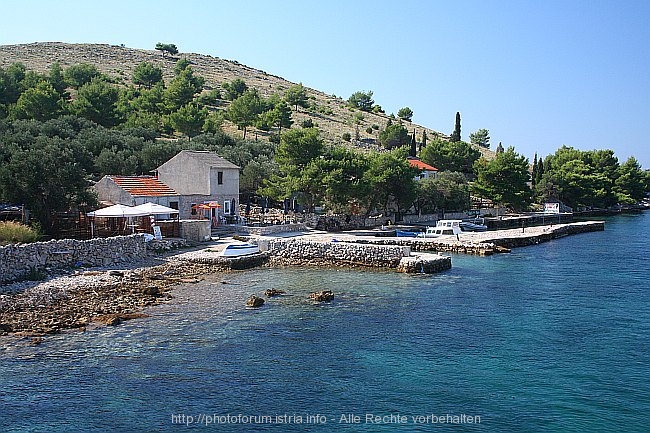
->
<box><xmin>416</xmin><ymin>220</ymin><xmax>463</xmax><ymax>238</ymax></box>
<box><xmin>221</xmin><ymin>242</ymin><xmax>260</xmax><ymax>257</ymax></box>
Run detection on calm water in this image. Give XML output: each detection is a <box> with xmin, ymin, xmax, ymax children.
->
<box><xmin>1</xmin><ymin>213</ymin><xmax>649</xmax><ymax>432</ymax></box>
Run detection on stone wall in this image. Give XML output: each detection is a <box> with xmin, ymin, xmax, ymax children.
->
<box><xmin>260</xmin><ymin>239</ymin><xmax>410</xmax><ymax>268</ymax></box>
<box><xmin>237</xmin><ymin>223</ymin><xmax>308</xmax><ymax>236</ymax></box>
<box><xmin>179</xmin><ymin>219</ymin><xmax>212</xmax><ymax>242</ymax></box>
<box><xmin>0</xmin><ymin>235</ymin><xmax>147</xmax><ymax>284</ymax></box>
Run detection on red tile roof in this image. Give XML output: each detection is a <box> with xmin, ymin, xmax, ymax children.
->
<box><xmin>111</xmin><ymin>176</ymin><xmax>177</xmax><ymax>197</ymax></box>
<box><xmin>408</xmin><ymin>159</ymin><xmax>438</xmax><ymax>171</ymax></box>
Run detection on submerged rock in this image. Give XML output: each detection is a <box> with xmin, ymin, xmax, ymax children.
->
<box><xmin>264</xmin><ymin>288</ymin><xmax>285</xmax><ymax>297</ymax></box>
<box><xmin>309</xmin><ymin>290</ymin><xmax>334</xmax><ymax>302</ymax></box>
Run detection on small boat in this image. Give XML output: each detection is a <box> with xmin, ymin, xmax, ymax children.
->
<box><xmin>395</xmin><ymin>230</ymin><xmax>419</xmax><ymax>237</ymax></box>
<box><xmin>459</xmin><ymin>218</ymin><xmax>488</xmax><ymax>232</ymax></box>
<box><xmin>416</xmin><ymin>220</ymin><xmax>463</xmax><ymax>238</ymax></box>
<box><xmin>221</xmin><ymin>242</ymin><xmax>260</xmax><ymax>257</ymax></box>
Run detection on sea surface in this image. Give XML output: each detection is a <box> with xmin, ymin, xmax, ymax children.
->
<box><xmin>1</xmin><ymin>213</ymin><xmax>649</xmax><ymax>432</ymax></box>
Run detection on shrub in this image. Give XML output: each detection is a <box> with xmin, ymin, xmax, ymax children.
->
<box><xmin>342</xmin><ymin>132</ymin><xmax>351</xmax><ymax>142</ymax></box>
<box><xmin>0</xmin><ymin>221</ymin><xmax>41</xmax><ymax>245</ymax></box>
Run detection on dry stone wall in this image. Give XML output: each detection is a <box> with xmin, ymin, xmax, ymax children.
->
<box><xmin>0</xmin><ymin>235</ymin><xmax>147</xmax><ymax>284</ymax></box>
<box><xmin>262</xmin><ymin>239</ymin><xmax>409</xmax><ymax>268</ymax></box>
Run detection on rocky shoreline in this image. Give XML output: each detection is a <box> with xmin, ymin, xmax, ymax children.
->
<box><xmin>0</xmin><ymin>258</ymin><xmax>229</xmax><ymax>338</ymax></box>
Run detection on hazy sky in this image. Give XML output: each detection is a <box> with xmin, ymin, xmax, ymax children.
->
<box><xmin>3</xmin><ymin>0</ymin><xmax>649</xmax><ymax>168</ymax></box>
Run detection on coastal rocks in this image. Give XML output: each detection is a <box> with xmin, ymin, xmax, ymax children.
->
<box><xmin>0</xmin><ymin>261</ymin><xmax>216</xmax><ymax>336</ymax></box>
<box><xmin>246</xmin><ymin>295</ymin><xmax>265</xmax><ymax>308</ymax></box>
<box><xmin>94</xmin><ymin>313</ymin><xmax>150</xmax><ymax>326</ymax></box>
<box><xmin>309</xmin><ymin>291</ymin><xmax>334</xmax><ymax>302</ymax></box>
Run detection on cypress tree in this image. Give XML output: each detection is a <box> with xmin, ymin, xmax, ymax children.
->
<box><xmin>450</xmin><ymin>111</ymin><xmax>461</xmax><ymax>142</ymax></box>
<box><xmin>410</xmin><ymin>130</ymin><xmax>417</xmax><ymax>157</ymax></box>
<box><xmin>536</xmin><ymin>158</ymin><xmax>544</xmax><ymax>184</ymax></box>
<box><xmin>421</xmin><ymin>130</ymin><xmax>428</xmax><ymax>152</ymax></box>
<box><xmin>531</xmin><ymin>153</ymin><xmax>538</xmax><ymax>187</ymax></box>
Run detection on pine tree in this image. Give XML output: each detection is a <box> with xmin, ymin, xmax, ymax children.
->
<box><xmin>495</xmin><ymin>142</ymin><xmax>504</xmax><ymax>153</ymax></box>
<box><xmin>450</xmin><ymin>112</ymin><xmax>461</xmax><ymax>142</ymax></box>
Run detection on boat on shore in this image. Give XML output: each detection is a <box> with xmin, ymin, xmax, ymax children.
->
<box><xmin>417</xmin><ymin>220</ymin><xmax>463</xmax><ymax>238</ymax></box>
<box><xmin>221</xmin><ymin>242</ymin><xmax>260</xmax><ymax>257</ymax></box>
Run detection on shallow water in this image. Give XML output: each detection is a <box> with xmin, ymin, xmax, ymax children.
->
<box><xmin>1</xmin><ymin>213</ymin><xmax>649</xmax><ymax>432</ymax></box>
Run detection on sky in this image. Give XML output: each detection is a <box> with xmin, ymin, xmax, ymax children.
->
<box><xmin>2</xmin><ymin>0</ymin><xmax>649</xmax><ymax>168</ymax></box>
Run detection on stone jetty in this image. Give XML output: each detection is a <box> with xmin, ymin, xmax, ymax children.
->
<box><xmin>288</xmin><ymin>220</ymin><xmax>605</xmax><ymax>256</ymax></box>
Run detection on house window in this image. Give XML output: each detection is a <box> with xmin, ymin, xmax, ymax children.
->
<box><xmin>169</xmin><ymin>201</ymin><xmax>178</xmax><ymax>210</ymax></box>
<box><xmin>217</xmin><ymin>171</ymin><xmax>223</xmax><ymax>185</ymax></box>
<box><xmin>223</xmin><ymin>200</ymin><xmax>231</xmax><ymax>214</ymax></box>
<box><xmin>190</xmin><ymin>203</ymin><xmax>197</xmax><ymax>215</ymax></box>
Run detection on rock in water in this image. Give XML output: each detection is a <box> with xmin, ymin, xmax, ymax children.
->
<box><xmin>246</xmin><ymin>295</ymin><xmax>265</xmax><ymax>308</ymax></box>
<box><xmin>264</xmin><ymin>288</ymin><xmax>285</xmax><ymax>297</ymax></box>
<box><xmin>309</xmin><ymin>290</ymin><xmax>334</xmax><ymax>302</ymax></box>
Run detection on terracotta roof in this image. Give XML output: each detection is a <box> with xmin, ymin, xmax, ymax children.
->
<box><xmin>110</xmin><ymin>176</ymin><xmax>177</xmax><ymax>197</ymax></box>
<box><xmin>408</xmin><ymin>159</ymin><xmax>438</xmax><ymax>171</ymax></box>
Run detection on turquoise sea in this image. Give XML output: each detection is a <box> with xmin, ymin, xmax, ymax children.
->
<box><xmin>1</xmin><ymin>213</ymin><xmax>649</xmax><ymax>432</ymax></box>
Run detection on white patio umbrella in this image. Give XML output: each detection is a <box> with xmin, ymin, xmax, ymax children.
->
<box><xmin>132</xmin><ymin>202</ymin><xmax>179</xmax><ymax>215</ymax></box>
<box><xmin>87</xmin><ymin>204</ymin><xmax>149</xmax><ymax>237</ymax></box>
<box><xmin>87</xmin><ymin>204</ymin><xmax>149</xmax><ymax>217</ymax></box>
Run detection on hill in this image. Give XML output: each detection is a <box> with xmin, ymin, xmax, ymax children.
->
<box><xmin>0</xmin><ymin>42</ymin><xmax>493</xmax><ymax>158</ymax></box>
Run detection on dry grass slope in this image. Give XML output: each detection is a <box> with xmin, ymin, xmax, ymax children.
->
<box><xmin>0</xmin><ymin>42</ymin><xmax>493</xmax><ymax>159</ymax></box>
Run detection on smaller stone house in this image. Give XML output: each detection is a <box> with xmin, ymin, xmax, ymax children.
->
<box><xmin>93</xmin><ymin>175</ymin><xmax>180</xmax><ymax>212</ymax></box>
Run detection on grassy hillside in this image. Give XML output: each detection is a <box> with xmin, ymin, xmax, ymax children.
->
<box><xmin>0</xmin><ymin>42</ymin><xmax>493</xmax><ymax>158</ymax></box>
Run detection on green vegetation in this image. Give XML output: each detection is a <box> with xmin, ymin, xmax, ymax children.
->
<box><xmin>471</xmin><ymin>147</ymin><xmax>531</xmax><ymax>211</ymax></box>
<box><xmin>0</xmin><ymin>221</ymin><xmax>41</xmax><ymax>245</ymax></box>
<box><xmin>0</xmin><ymin>58</ymin><xmax>647</xmax><ymax>237</ymax></box>
<box><xmin>535</xmin><ymin>146</ymin><xmax>649</xmax><ymax>209</ymax></box>
<box><xmin>347</xmin><ymin>90</ymin><xmax>374</xmax><ymax>112</ymax></box>
<box><xmin>450</xmin><ymin>112</ymin><xmax>461</xmax><ymax>142</ymax></box>
<box><xmin>397</xmin><ymin>107</ymin><xmax>413</xmax><ymax>122</ymax></box>
<box><xmin>379</xmin><ymin>120</ymin><xmax>409</xmax><ymax>150</ymax></box>
<box><xmin>420</xmin><ymin>138</ymin><xmax>480</xmax><ymax>174</ymax></box>
<box><xmin>155</xmin><ymin>43</ymin><xmax>178</xmax><ymax>57</ymax></box>
<box><xmin>469</xmin><ymin>128</ymin><xmax>490</xmax><ymax>149</ymax></box>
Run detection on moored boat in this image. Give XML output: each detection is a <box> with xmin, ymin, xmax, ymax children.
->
<box><xmin>416</xmin><ymin>220</ymin><xmax>463</xmax><ymax>238</ymax></box>
<box><xmin>221</xmin><ymin>242</ymin><xmax>260</xmax><ymax>257</ymax></box>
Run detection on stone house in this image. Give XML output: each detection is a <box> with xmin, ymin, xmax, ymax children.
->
<box><xmin>156</xmin><ymin>150</ymin><xmax>240</xmax><ymax>222</ymax></box>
